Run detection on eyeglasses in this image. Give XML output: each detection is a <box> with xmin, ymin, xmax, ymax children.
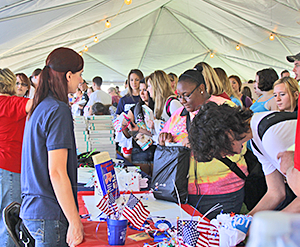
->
<box><xmin>16</xmin><ymin>82</ymin><xmax>28</xmax><ymax>87</ymax></box>
<box><xmin>177</xmin><ymin>83</ymin><xmax>200</xmax><ymax>101</ymax></box>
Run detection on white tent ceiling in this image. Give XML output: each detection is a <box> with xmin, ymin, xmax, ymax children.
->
<box><xmin>1</xmin><ymin>0</ymin><xmax>300</xmax><ymax>83</ymax></box>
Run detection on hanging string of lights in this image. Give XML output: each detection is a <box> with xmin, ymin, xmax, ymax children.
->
<box><xmin>79</xmin><ymin>0</ymin><xmax>132</xmax><ymax>55</ymax></box>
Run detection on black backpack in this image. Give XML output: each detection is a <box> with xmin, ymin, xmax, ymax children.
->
<box><xmin>3</xmin><ymin>202</ymin><xmax>35</xmax><ymax>247</ymax></box>
<box><xmin>219</xmin><ymin>111</ymin><xmax>297</xmax><ymax>211</ymax></box>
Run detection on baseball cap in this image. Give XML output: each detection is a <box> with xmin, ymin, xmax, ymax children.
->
<box><xmin>286</xmin><ymin>52</ymin><xmax>300</xmax><ymax>62</ymax></box>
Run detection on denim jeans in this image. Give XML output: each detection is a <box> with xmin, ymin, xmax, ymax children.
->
<box><xmin>0</xmin><ymin>168</ymin><xmax>21</xmax><ymax>247</ymax></box>
<box><xmin>188</xmin><ymin>187</ymin><xmax>244</xmax><ymax>220</ymax></box>
<box><xmin>23</xmin><ymin>218</ymin><xmax>68</xmax><ymax>247</ymax></box>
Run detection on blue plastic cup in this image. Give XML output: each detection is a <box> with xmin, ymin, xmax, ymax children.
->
<box><xmin>107</xmin><ymin>218</ymin><xmax>128</xmax><ymax>245</ymax></box>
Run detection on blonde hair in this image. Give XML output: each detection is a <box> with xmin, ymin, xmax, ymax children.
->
<box><xmin>273</xmin><ymin>77</ymin><xmax>299</xmax><ymax>111</ymax></box>
<box><xmin>194</xmin><ymin>62</ymin><xmax>224</xmax><ymax>95</ymax></box>
<box><xmin>168</xmin><ymin>73</ymin><xmax>178</xmax><ymax>91</ymax></box>
<box><xmin>148</xmin><ymin>70</ymin><xmax>175</xmax><ymax>119</ymax></box>
<box><xmin>214</xmin><ymin>67</ymin><xmax>242</xmax><ymax>106</ymax></box>
<box><xmin>108</xmin><ymin>87</ymin><xmax>117</xmax><ymax>94</ymax></box>
<box><xmin>0</xmin><ymin>68</ymin><xmax>16</xmax><ymax>95</ymax></box>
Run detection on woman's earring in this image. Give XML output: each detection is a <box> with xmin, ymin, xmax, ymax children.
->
<box><xmin>201</xmin><ymin>91</ymin><xmax>204</xmax><ymax>94</ymax></box>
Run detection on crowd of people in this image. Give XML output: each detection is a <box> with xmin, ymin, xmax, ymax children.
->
<box><xmin>1</xmin><ymin>46</ymin><xmax>300</xmax><ymax>246</ymax></box>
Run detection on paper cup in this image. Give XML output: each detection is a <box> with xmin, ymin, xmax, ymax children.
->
<box><xmin>107</xmin><ymin>218</ymin><xmax>128</xmax><ymax>245</ymax></box>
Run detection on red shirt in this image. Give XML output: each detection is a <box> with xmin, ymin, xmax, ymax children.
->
<box><xmin>294</xmin><ymin>97</ymin><xmax>300</xmax><ymax>171</ymax></box>
<box><xmin>0</xmin><ymin>95</ymin><xmax>28</xmax><ymax>173</ymax></box>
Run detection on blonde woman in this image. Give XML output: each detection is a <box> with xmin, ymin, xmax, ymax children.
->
<box><xmin>214</xmin><ymin>67</ymin><xmax>243</xmax><ymax>108</ymax></box>
<box><xmin>0</xmin><ymin>68</ymin><xmax>32</xmax><ymax>246</ymax></box>
<box><xmin>273</xmin><ymin>76</ymin><xmax>299</xmax><ymax>112</ymax></box>
<box><xmin>168</xmin><ymin>72</ymin><xmax>178</xmax><ymax>94</ymax></box>
<box><xmin>194</xmin><ymin>62</ymin><xmax>231</xmax><ymax>100</ymax></box>
<box><xmin>147</xmin><ymin>70</ymin><xmax>182</xmax><ymax>122</ymax></box>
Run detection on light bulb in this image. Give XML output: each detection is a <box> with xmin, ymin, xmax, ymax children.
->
<box><xmin>83</xmin><ymin>46</ymin><xmax>88</xmax><ymax>52</ymax></box>
<box><xmin>105</xmin><ymin>20</ymin><xmax>111</xmax><ymax>28</ymax></box>
<box><xmin>124</xmin><ymin>0</ymin><xmax>132</xmax><ymax>5</ymax></box>
<box><xmin>269</xmin><ymin>33</ymin><xmax>275</xmax><ymax>41</ymax></box>
<box><xmin>94</xmin><ymin>36</ymin><xmax>99</xmax><ymax>43</ymax></box>
<box><xmin>210</xmin><ymin>53</ymin><xmax>214</xmax><ymax>58</ymax></box>
<box><xmin>236</xmin><ymin>44</ymin><xmax>240</xmax><ymax>50</ymax></box>
<box><xmin>79</xmin><ymin>51</ymin><xmax>83</xmax><ymax>56</ymax></box>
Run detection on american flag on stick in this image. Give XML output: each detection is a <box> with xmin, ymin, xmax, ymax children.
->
<box><xmin>96</xmin><ymin>192</ymin><xmax>118</xmax><ymax>216</ymax></box>
<box><xmin>196</xmin><ymin>219</ymin><xmax>219</xmax><ymax>247</ymax></box>
<box><xmin>122</xmin><ymin>193</ymin><xmax>149</xmax><ymax>229</ymax></box>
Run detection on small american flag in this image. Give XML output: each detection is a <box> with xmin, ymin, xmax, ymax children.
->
<box><xmin>177</xmin><ymin>220</ymin><xmax>199</xmax><ymax>247</ymax></box>
<box><xmin>97</xmin><ymin>192</ymin><xmax>118</xmax><ymax>216</ymax></box>
<box><xmin>122</xmin><ymin>193</ymin><xmax>149</xmax><ymax>229</ymax></box>
<box><xmin>196</xmin><ymin>220</ymin><xmax>219</xmax><ymax>247</ymax></box>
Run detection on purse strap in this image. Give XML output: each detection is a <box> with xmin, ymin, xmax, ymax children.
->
<box><xmin>218</xmin><ymin>157</ymin><xmax>247</xmax><ymax>180</ymax></box>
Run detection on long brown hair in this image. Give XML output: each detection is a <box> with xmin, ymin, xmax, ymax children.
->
<box><xmin>16</xmin><ymin>73</ymin><xmax>31</xmax><ymax>97</ymax></box>
<box><xmin>28</xmin><ymin>47</ymin><xmax>84</xmax><ymax>118</ymax></box>
<box><xmin>127</xmin><ymin>69</ymin><xmax>144</xmax><ymax>97</ymax></box>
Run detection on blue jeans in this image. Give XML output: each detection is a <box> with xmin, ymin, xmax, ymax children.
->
<box><xmin>0</xmin><ymin>168</ymin><xmax>21</xmax><ymax>247</ymax></box>
<box><xmin>23</xmin><ymin>218</ymin><xmax>68</xmax><ymax>247</ymax></box>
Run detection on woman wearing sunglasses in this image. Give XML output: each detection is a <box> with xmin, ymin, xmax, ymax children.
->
<box><xmin>159</xmin><ymin>65</ymin><xmax>247</xmax><ymax>219</ymax></box>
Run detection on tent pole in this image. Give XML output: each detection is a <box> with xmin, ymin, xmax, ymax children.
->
<box><xmin>138</xmin><ymin>7</ymin><xmax>163</xmax><ymax>69</ymax></box>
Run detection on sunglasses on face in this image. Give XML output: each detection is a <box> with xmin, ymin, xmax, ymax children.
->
<box><xmin>16</xmin><ymin>82</ymin><xmax>28</xmax><ymax>87</ymax></box>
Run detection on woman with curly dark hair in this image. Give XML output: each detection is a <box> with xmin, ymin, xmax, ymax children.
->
<box><xmin>250</xmin><ymin>68</ymin><xmax>279</xmax><ymax>112</ymax></box>
<box><xmin>189</xmin><ymin>102</ymin><xmax>300</xmax><ymax>216</ymax></box>
<box><xmin>158</xmin><ymin>65</ymin><xmax>247</xmax><ymax>219</ymax></box>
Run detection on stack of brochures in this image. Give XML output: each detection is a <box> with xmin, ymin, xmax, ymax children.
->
<box><xmin>87</xmin><ymin>115</ymin><xmax>116</xmax><ymax>158</ymax></box>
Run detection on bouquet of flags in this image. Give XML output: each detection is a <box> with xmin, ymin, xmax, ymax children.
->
<box><xmin>96</xmin><ymin>191</ymin><xmax>150</xmax><ymax>230</ymax></box>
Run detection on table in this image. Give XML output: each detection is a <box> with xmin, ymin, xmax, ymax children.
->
<box><xmin>77</xmin><ymin>191</ymin><xmax>205</xmax><ymax>246</ymax></box>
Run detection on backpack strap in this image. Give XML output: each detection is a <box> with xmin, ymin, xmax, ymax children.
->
<box><xmin>250</xmin><ymin>139</ymin><xmax>263</xmax><ymax>156</ymax></box>
<box><xmin>258</xmin><ymin>111</ymin><xmax>297</xmax><ymax>140</ymax></box>
<box><xmin>218</xmin><ymin>157</ymin><xmax>247</xmax><ymax>180</ymax></box>
<box><xmin>166</xmin><ymin>96</ymin><xmax>178</xmax><ymax>117</ymax></box>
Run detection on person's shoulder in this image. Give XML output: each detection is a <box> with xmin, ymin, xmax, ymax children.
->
<box><xmin>209</xmin><ymin>95</ymin><xmax>235</xmax><ymax>107</ymax></box>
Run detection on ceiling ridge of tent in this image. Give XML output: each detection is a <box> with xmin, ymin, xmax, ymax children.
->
<box><xmin>163</xmin><ymin>52</ymin><xmax>209</xmax><ymax>71</ymax></box>
<box><xmin>0</xmin><ymin>0</ymin><xmax>110</xmax><ymax>57</ymax></box>
<box><xmin>138</xmin><ymin>7</ymin><xmax>163</xmax><ymax>69</ymax></box>
<box><xmin>0</xmin><ymin>0</ymin><xmax>33</xmax><ymax>13</ymax></box>
<box><xmin>0</xmin><ymin>0</ymin><xmax>102</xmax><ymax>22</ymax></box>
<box><xmin>221</xmin><ymin>54</ymin><xmax>289</xmax><ymax>71</ymax></box>
<box><xmin>273</xmin><ymin>0</ymin><xmax>299</xmax><ymax>11</ymax></box>
<box><xmin>164</xmin><ymin>7</ymin><xmax>210</xmax><ymax>51</ymax></box>
<box><xmin>11</xmin><ymin>49</ymin><xmax>51</xmax><ymax>72</ymax></box>
<box><xmin>78</xmin><ymin>0</ymin><xmax>172</xmax><ymax>54</ymax></box>
<box><xmin>84</xmin><ymin>52</ymin><xmax>127</xmax><ymax>78</ymax></box>
<box><xmin>1</xmin><ymin>37</ymin><xmax>90</xmax><ymax>59</ymax></box>
<box><xmin>212</xmin><ymin>53</ymin><xmax>249</xmax><ymax>81</ymax></box>
<box><xmin>201</xmin><ymin>0</ymin><xmax>282</xmax><ymax>35</ymax></box>
<box><xmin>275</xmin><ymin>35</ymin><xmax>292</xmax><ymax>54</ymax></box>
<box><xmin>167</xmin><ymin>6</ymin><xmax>289</xmax><ymax>67</ymax></box>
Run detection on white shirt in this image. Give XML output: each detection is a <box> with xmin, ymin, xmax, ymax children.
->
<box><xmin>86</xmin><ymin>89</ymin><xmax>112</xmax><ymax>107</ymax></box>
<box><xmin>250</xmin><ymin>111</ymin><xmax>297</xmax><ymax>176</ymax></box>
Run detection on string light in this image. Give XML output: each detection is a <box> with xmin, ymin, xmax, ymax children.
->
<box><xmin>235</xmin><ymin>44</ymin><xmax>240</xmax><ymax>50</ymax></box>
<box><xmin>105</xmin><ymin>20</ymin><xmax>111</xmax><ymax>28</ymax></box>
<box><xmin>269</xmin><ymin>33</ymin><xmax>275</xmax><ymax>41</ymax></box>
<box><xmin>83</xmin><ymin>45</ymin><xmax>88</xmax><ymax>52</ymax></box>
<box><xmin>124</xmin><ymin>0</ymin><xmax>132</xmax><ymax>5</ymax></box>
<box><xmin>79</xmin><ymin>51</ymin><xmax>83</xmax><ymax>56</ymax></box>
<box><xmin>94</xmin><ymin>36</ymin><xmax>99</xmax><ymax>43</ymax></box>
<box><xmin>210</xmin><ymin>53</ymin><xmax>214</xmax><ymax>58</ymax></box>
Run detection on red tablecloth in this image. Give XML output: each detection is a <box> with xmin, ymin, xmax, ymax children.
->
<box><xmin>77</xmin><ymin>191</ymin><xmax>205</xmax><ymax>246</ymax></box>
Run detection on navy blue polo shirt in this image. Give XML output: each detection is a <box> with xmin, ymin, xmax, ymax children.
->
<box><xmin>20</xmin><ymin>94</ymin><xmax>78</xmax><ymax>221</ymax></box>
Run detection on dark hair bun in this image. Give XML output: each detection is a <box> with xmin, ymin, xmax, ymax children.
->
<box><xmin>179</xmin><ymin>65</ymin><xmax>205</xmax><ymax>87</ymax></box>
<box><xmin>194</xmin><ymin>64</ymin><xmax>203</xmax><ymax>73</ymax></box>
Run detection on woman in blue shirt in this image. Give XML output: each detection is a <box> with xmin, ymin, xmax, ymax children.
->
<box><xmin>21</xmin><ymin>47</ymin><xmax>84</xmax><ymax>247</ymax></box>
